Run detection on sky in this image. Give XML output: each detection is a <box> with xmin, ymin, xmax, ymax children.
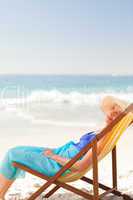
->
<box><xmin>0</xmin><ymin>0</ymin><xmax>133</xmax><ymax>75</ymax></box>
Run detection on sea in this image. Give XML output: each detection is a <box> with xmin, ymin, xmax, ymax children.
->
<box><xmin>0</xmin><ymin>74</ymin><xmax>132</xmax><ymax>127</ymax></box>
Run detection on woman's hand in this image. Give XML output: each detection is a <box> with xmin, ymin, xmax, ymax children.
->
<box><xmin>43</xmin><ymin>149</ymin><xmax>79</xmax><ymax>172</ymax></box>
<box><xmin>43</xmin><ymin>149</ymin><xmax>54</xmax><ymax>158</ymax></box>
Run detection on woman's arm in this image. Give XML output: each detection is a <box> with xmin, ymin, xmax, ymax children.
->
<box><xmin>44</xmin><ymin>149</ymin><xmax>81</xmax><ymax>172</ymax></box>
<box><xmin>44</xmin><ymin>136</ymin><xmax>105</xmax><ymax>173</ymax></box>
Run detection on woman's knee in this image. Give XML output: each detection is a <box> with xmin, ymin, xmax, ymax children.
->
<box><xmin>6</xmin><ymin>146</ymin><xmax>24</xmax><ymax>160</ymax></box>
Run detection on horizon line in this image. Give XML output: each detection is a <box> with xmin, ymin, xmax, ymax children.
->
<box><xmin>0</xmin><ymin>73</ymin><xmax>132</xmax><ymax>76</ymax></box>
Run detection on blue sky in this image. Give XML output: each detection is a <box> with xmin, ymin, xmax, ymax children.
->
<box><xmin>0</xmin><ymin>0</ymin><xmax>133</xmax><ymax>74</ymax></box>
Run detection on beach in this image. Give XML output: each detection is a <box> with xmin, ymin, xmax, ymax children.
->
<box><xmin>0</xmin><ymin>75</ymin><xmax>132</xmax><ymax>199</ymax></box>
<box><xmin>0</xmin><ymin>110</ymin><xmax>133</xmax><ymax>199</ymax></box>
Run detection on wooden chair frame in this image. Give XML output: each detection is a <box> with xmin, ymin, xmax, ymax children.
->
<box><xmin>12</xmin><ymin>104</ymin><xmax>133</xmax><ymax>200</ymax></box>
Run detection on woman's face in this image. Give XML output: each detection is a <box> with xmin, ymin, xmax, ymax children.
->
<box><xmin>102</xmin><ymin>102</ymin><xmax>123</xmax><ymax>124</ymax></box>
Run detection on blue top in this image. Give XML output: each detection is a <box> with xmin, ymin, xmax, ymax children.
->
<box><xmin>73</xmin><ymin>131</ymin><xmax>96</xmax><ymax>151</ymax></box>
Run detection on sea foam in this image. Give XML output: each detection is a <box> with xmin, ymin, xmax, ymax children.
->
<box><xmin>0</xmin><ymin>89</ymin><xmax>132</xmax><ymax>106</ymax></box>
<box><xmin>0</xmin><ymin>90</ymin><xmax>132</xmax><ymax>126</ymax></box>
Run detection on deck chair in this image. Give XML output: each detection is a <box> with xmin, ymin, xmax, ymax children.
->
<box><xmin>12</xmin><ymin>103</ymin><xmax>133</xmax><ymax>200</ymax></box>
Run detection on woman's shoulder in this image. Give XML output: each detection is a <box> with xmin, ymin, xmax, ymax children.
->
<box><xmin>82</xmin><ymin>131</ymin><xmax>96</xmax><ymax>137</ymax></box>
<box><xmin>78</xmin><ymin>131</ymin><xmax>96</xmax><ymax>141</ymax></box>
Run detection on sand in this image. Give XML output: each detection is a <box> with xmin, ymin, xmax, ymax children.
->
<box><xmin>0</xmin><ymin>111</ymin><xmax>132</xmax><ymax>200</ymax></box>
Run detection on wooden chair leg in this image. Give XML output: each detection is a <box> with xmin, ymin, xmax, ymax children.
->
<box><xmin>44</xmin><ymin>185</ymin><xmax>60</xmax><ymax>198</ymax></box>
<box><xmin>27</xmin><ymin>180</ymin><xmax>93</xmax><ymax>200</ymax></box>
<box><xmin>92</xmin><ymin>139</ymin><xmax>99</xmax><ymax>200</ymax></box>
<box><xmin>112</xmin><ymin>146</ymin><xmax>117</xmax><ymax>189</ymax></box>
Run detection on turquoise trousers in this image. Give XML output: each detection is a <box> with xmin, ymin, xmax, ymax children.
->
<box><xmin>0</xmin><ymin>141</ymin><xmax>81</xmax><ymax>180</ymax></box>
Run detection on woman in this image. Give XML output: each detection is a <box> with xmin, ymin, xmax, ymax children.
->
<box><xmin>0</xmin><ymin>96</ymin><xmax>128</xmax><ymax>199</ymax></box>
